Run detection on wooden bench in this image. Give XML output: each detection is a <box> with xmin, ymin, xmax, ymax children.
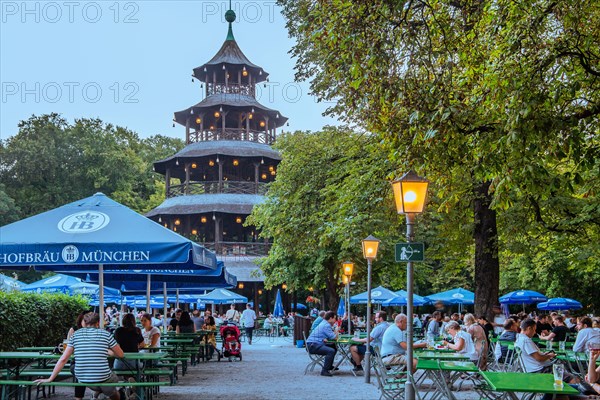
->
<box><xmin>0</xmin><ymin>379</ymin><xmax>170</xmax><ymax>400</ymax></box>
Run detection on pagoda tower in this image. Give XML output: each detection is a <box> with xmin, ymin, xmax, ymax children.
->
<box><xmin>147</xmin><ymin>7</ymin><xmax>287</xmax><ymax>294</ymax></box>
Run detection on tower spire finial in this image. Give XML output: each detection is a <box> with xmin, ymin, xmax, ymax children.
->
<box><xmin>225</xmin><ymin>1</ymin><xmax>236</xmax><ymax>41</ymax></box>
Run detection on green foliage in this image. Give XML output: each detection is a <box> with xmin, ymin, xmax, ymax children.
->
<box><xmin>0</xmin><ymin>291</ymin><xmax>88</xmax><ymax>351</ymax></box>
<box><xmin>0</xmin><ymin>114</ymin><xmax>184</xmax><ymax>216</ymax></box>
<box><xmin>278</xmin><ymin>0</ymin><xmax>600</xmax><ymax>314</ymax></box>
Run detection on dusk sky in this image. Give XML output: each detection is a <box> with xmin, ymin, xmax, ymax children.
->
<box><xmin>1</xmin><ymin>1</ymin><xmax>339</xmax><ymax>139</ymax></box>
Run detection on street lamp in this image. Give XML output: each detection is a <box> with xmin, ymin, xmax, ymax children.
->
<box><xmin>342</xmin><ymin>261</ymin><xmax>354</xmax><ymax>337</ymax></box>
<box><xmin>391</xmin><ymin>170</ymin><xmax>429</xmax><ymax>400</ymax></box>
<box><xmin>361</xmin><ymin>235</ymin><xmax>380</xmax><ymax>383</ymax></box>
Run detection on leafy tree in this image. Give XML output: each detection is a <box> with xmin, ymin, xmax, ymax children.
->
<box><xmin>278</xmin><ymin>0</ymin><xmax>600</xmax><ymax>317</ymax></box>
<box><xmin>0</xmin><ymin>114</ymin><xmax>185</xmax><ymax>217</ymax></box>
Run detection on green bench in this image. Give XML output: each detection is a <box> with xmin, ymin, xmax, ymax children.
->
<box><xmin>0</xmin><ymin>379</ymin><xmax>170</xmax><ymax>400</ymax></box>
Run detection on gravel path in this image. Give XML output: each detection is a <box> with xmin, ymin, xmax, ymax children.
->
<box><xmin>46</xmin><ymin>336</ymin><xmax>382</xmax><ymax>400</ymax></box>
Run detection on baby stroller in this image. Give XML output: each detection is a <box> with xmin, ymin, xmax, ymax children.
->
<box><xmin>220</xmin><ymin>323</ymin><xmax>242</xmax><ymax>361</ymax></box>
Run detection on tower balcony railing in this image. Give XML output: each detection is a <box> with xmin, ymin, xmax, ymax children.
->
<box><xmin>188</xmin><ymin>128</ymin><xmax>275</xmax><ymax>145</ymax></box>
<box><xmin>207</xmin><ymin>83</ymin><xmax>255</xmax><ymax>97</ymax></box>
<box><xmin>167</xmin><ymin>181</ymin><xmax>268</xmax><ymax>198</ymax></box>
<box><xmin>202</xmin><ymin>241</ymin><xmax>271</xmax><ymax>258</ymax></box>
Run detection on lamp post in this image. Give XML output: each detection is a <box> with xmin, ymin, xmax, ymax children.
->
<box><xmin>342</xmin><ymin>261</ymin><xmax>354</xmax><ymax>335</ymax></box>
<box><xmin>362</xmin><ymin>235</ymin><xmax>380</xmax><ymax>383</ymax></box>
<box><xmin>391</xmin><ymin>170</ymin><xmax>429</xmax><ymax>400</ymax></box>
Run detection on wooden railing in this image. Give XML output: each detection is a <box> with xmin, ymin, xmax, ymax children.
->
<box><xmin>202</xmin><ymin>242</ymin><xmax>271</xmax><ymax>258</ymax></box>
<box><xmin>207</xmin><ymin>83</ymin><xmax>255</xmax><ymax>97</ymax></box>
<box><xmin>188</xmin><ymin>128</ymin><xmax>275</xmax><ymax>145</ymax></box>
<box><xmin>167</xmin><ymin>181</ymin><xmax>268</xmax><ymax>198</ymax></box>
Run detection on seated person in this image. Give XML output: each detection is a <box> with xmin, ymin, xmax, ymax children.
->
<box><xmin>494</xmin><ymin>318</ymin><xmax>518</xmax><ymax>362</ymax></box>
<box><xmin>536</xmin><ymin>314</ymin><xmax>553</xmax><ymax>337</ymax></box>
<box><xmin>113</xmin><ymin>313</ymin><xmax>144</xmax><ymax>371</ymax></box>
<box><xmin>350</xmin><ymin>311</ymin><xmax>390</xmax><ymax>372</ymax></box>
<box><xmin>515</xmin><ymin>318</ymin><xmax>558</xmax><ymax>374</ymax></box>
<box><xmin>586</xmin><ymin>347</ymin><xmax>600</xmax><ymax>395</ymax></box>
<box><xmin>201</xmin><ymin>316</ymin><xmax>218</xmax><ymax>359</ymax></box>
<box><xmin>380</xmin><ymin>313</ymin><xmax>426</xmax><ymax>372</ymax></box>
<box><xmin>540</xmin><ymin>315</ymin><xmax>569</xmax><ymax>342</ymax></box>
<box><xmin>311</xmin><ymin>311</ymin><xmax>326</xmax><ymax>332</ymax></box>
<box><xmin>263</xmin><ymin>314</ymin><xmax>275</xmax><ymax>336</ymax></box>
<box><xmin>573</xmin><ymin>316</ymin><xmax>600</xmax><ymax>353</ymax></box>
<box><xmin>443</xmin><ymin>321</ymin><xmax>478</xmax><ymax>362</ymax></box>
<box><xmin>306</xmin><ymin>311</ymin><xmax>338</xmax><ymax>377</ymax></box>
<box><xmin>280</xmin><ymin>315</ymin><xmax>291</xmax><ymax>337</ymax></box>
<box><xmin>339</xmin><ymin>313</ymin><xmax>355</xmax><ymax>335</ymax></box>
<box><xmin>35</xmin><ymin>312</ymin><xmax>126</xmax><ymax>400</ymax></box>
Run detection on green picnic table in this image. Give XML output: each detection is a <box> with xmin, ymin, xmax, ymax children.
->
<box><xmin>417</xmin><ymin>359</ymin><xmax>479</xmax><ymax>400</ymax></box>
<box><xmin>414</xmin><ymin>350</ymin><xmax>470</xmax><ymax>361</ymax></box>
<box><xmin>0</xmin><ymin>352</ymin><xmax>64</xmax><ymax>379</ymax></box>
<box><xmin>16</xmin><ymin>347</ymin><xmax>55</xmax><ymax>353</ymax></box>
<box><xmin>480</xmin><ymin>371</ymin><xmax>579</xmax><ymax>400</ymax></box>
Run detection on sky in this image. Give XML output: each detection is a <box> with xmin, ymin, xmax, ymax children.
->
<box><xmin>0</xmin><ymin>0</ymin><xmax>339</xmax><ymax>140</ymax></box>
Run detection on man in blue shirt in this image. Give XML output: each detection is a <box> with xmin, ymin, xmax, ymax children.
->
<box><xmin>426</xmin><ymin>311</ymin><xmax>442</xmax><ymax>338</ymax></box>
<box><xmin>306</xmin><ymin>311</ymin><xmax>338</xmax><ymax>376</ymax></box>
<box><xmin>310</xmin><ymin>311</ymin><xmax>326</xmax><ymax>332</ymax></box>
<box><xmin>350</xmin><ymin>311</ymin><xmax>390</xmax><ymax>372</ymax></box>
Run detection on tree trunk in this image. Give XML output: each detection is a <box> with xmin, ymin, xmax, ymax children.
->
<box><xmin>325</xmin><ymin>259</ymin><xmax>339</xmax><ymax>311</ymax></box>
<box><xmin>473</xmin><ymin>180</ymin><xmax>500</xmax><ymax>322</ymax></box>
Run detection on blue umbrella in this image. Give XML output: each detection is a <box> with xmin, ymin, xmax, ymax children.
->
<box><xmin>72</xmin><ymin>261</ymin><xmax>236</xmax><ymax>294</ymax></box>
<box><xmin>0</xmin><ymin>192</ymin><xmax>217</xmax><ymax>325</ymax></box>
<box><xmin>499</xmin><ymin>290</ymin><xmax>547</xmax><ymax>304</ymax></box>
<box><xmin>0</xmin><ymin>273</ymin><xmax>25</xmax><ymax>291</ymax></box>
<box><xmin>69</xmin><ymin>282</ymin><xmax>120</xmax><ymax>297</ymax></box>
<box><xmin>350</xmin><ymin>286</ymin><xmax>398</xmax><ymax>304</ymax></box>
<box><xmin>0</xmin><ymin>193</ymin><xmax>217</xmax><ymax>272</ymax></box>
<box><xmin>537</xmin><ymin>298</ymin><xmax>583</xmax><ymax>310</ymax></box>
<box><xmin>293</xmin><ymin>303</ymin><xmax>307</xmax><ymax>310</ymax></box>
<box><xmin>21</xmin><ymin>274</ymin><xmax>83</xmax><ymax>294</ymax></box>
<box><xmin>337</xmin><ymin>296</ymin><xmax>346</xmax><ymax>316</ymax></box>
<box><xmin>273</xmin><ymin>289</ymin><xmax>284</xmax><ymax>317</ymax></box>
<box><xmin>197</xmin><ymin>288</ymin><xmax>248</xmax><ymax>304</ymax></box>
<box><xmin>425</xmin><ymin>288</ymin><xmax>475</xmax><ymax>305</ymax></box>
<box><xmin>383</xmin><ymin>292</ymin><xmax>429</xmax><ymax>307</ymax></box>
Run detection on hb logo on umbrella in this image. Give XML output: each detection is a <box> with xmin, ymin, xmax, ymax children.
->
<box><xmin>62</xmin><ymin>245</ymin><xmax>80</xmax><ymax>263</ymax></box>
<box><xmin>58</xmin><ymin>212</ymin><xmax>110</xmax><ymax>234</ymax></box>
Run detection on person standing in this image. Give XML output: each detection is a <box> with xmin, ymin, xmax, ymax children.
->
<box><xmin>35</xmin><ymin>312</ymin><xmax>126</xmax><ymax>400</ymax></box>
<box><xmin>225</xmin><ymin>304</ymin><xmax>240</xmax><ymax>323</ymax></box>
<box><xmin>241</xmin><ymin>303</ymin><xmax>257</xmax><ymax>344</ymax></box>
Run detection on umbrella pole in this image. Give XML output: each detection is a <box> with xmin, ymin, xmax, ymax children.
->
<box><xmin>146</xmin><ymin>274</ymin><xmax>151</xmax><ymax>314</ymax></box>
<box><xmin>99</xmin><ymin>264</ymin><xmax>104</xmax><ymax>329</ymax></box>
<box><xmin>163</xmin><ymin>282</ymin><xmax>168</xmax><ymax>334</ymax></box>
<box><xmin>176</xmin><ymin>289</ymin><xmax>180</xmax><ymax>310</ymax></box>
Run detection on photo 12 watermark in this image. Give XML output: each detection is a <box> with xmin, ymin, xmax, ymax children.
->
<box><xmin>1</xmin><ymin>1</ymin><xmax>140</xmax><ymax>23</ymax></box>
<box><xmin>200</xmin><ymin>1</ymin><xmax>277</xmax><ymax>24</ymax></box>
<box><xmin>1</xmin><ymin>82</ymin><xmax>140</xmax><ymax>104</ymax></box>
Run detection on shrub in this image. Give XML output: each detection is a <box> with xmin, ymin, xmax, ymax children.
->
<box><xmin>0</xmin><ymin>291</ymin><xmax>89</xmax><ymax>351</ymax></box>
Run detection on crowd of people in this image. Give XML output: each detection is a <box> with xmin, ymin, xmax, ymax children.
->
<box><xmin>305</xmin><ymin>304</ymin><xmax>600</xmax><ymax>398</ymax></box>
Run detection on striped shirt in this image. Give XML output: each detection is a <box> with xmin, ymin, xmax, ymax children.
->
<box><xmin>68</xmin><ymin>328</ymin><xmax>117</xmax><ymax>383</ymax></box>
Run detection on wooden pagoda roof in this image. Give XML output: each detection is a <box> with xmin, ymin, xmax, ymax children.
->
<box><xmin>154</xmin><ymin>140</ymin><xmax>281</xmax><ymax>174</ymax></box>
<box><xmin>146</xmin><ymin>194</ymin><xmax>264</xmax><ymax>217</ymax></box>
<box><xmin>173</xmin><ymin>93</ymin><xmax>287</xmax><ymax>127</ymax></box>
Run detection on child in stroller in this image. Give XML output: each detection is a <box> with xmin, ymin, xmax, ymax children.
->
<box><xmin>220</xmin><ymin>323</ymin><xmax>242</xmax><ymax>361</ymax></box>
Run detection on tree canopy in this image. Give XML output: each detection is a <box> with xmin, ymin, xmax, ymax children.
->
<box><xmin>278</xmin><ymin>0</ymin><xmax>600</xmax><ymax>315</ymax></box>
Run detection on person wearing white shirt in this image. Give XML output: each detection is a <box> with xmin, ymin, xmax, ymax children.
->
<box><xmin>515</xmin><ymin>318</ymin><xmax>555</xmax><ymax>373</ymax></box>
<box><xmin>573</xmin><ymin>316</ymin><xmax>600</xmax><ymax>353</ymax></box>
<box><xmin>443</xmin><ymin>321</ymin><xmax>478</xmax><ymax>362</ymax></box>
<box><xmin>241</xmin><ymin>303</ymin><xmax>257</xmax><ymax>345</ymax></box>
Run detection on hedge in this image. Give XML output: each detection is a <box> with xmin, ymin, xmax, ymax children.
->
<box><xmin>0</xmin><ymin>291</ymin><xmax>89</xmax><ymax>351</ymax></box>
